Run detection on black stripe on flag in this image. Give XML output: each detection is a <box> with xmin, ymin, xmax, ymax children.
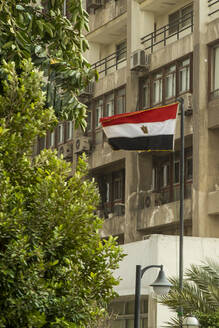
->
<box><xmin>108</xmin><ymin>135</ymin><xmax>174</xmax><ymax>151</ymax></box>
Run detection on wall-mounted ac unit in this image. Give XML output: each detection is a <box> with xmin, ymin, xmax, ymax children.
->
<box><xmin>74</xmin><ymin>136</ymin><xmax>90</xmax><ymax>153</ymax></box>
<box><xmin>87</xmin><ymin>0</ymin><xmax>104</xmax><ymax>10</ymax></box>
<box><xmin>80</xmin><ymin>82</ymin><xmax>94</xmax><ymax>98</ymax></box>
<box><xmin>180</xmin><ymin>92</ymin><xmax>193</xmax><ymax>116</ymax></box>
<box><xmin>58</xmin><ymin>143</ymin><xmax>73</xmax><ymax>159</ymax></box>
<box><xmin>131</xmin><ymin>50</ymin><xmax>150</xmax><ymax>71</ymax></box>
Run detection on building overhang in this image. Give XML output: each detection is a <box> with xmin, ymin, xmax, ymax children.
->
<box><xmin>138</xmin><ymin>0</ymin><xmax>185</xmax><ymax>15</ymax></box>
<box><xmin>86</xmin><ymin>12</ymin><xmax>127</xmax><ymax>44</ymax></box>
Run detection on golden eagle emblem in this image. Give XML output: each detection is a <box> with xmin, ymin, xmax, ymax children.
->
<box><xmin>141</xmin><ymin>125</ymin><xmax>149</xmax><ymax>134</ymax></box>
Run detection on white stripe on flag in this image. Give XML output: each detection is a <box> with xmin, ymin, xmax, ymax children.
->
<box><xmin>103</xmin><ymin>119</ymin><xmax>176</xmax><ymax>139</ymax></box>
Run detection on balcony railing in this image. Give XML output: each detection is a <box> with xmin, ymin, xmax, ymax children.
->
<box><xmin>210</xmin><ymin>88</ymin><xmax>219</xmax><ymax>99</ymax></box>
<box><xmin>91</xmin><ymin>46</ymin><xmax>127</xmax><ymax>77</ymax></box>
<box><xmin>208</xmin><ymin>0</ymin><xmax>219</xmax><ymax>16</ymax></box>
<box><xmin>141</xmin><ymin>11</ymin><xmax>193</xmax><ymax>53</ymax></box>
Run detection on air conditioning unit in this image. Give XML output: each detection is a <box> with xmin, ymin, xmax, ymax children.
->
<box><xmin>74</xmin><ymin>136</ymin><xmax>90</xmax><ymax>153</ymax></box>
<box><xmin>80</xmin><ymin>82</ymin><xmax>94</xmax><ymax>98</ymax></box>
<box><xmin>131</xmin><ymin>50</ymin><xmax>150</xmax><ymax>71</ymax></box>
<box><xmin>87</xmin><ymin>0</ymin><xmax>104</xmax><ymax>10</ymax></box>
<box><xmin>181</xmin><ymin>93</ymin><xmax>193</xmax><ymax>116</ymax></box>
<box><xmin>58</xmin><ymin>143</ymin><xmax>73</xmax><ymax>159</ymax></box>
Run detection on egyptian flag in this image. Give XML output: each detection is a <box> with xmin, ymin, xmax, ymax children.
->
<box><xmin>100</xmin><ymin>103</ymin><xmax>178</xmax><ymax>151</ymax></box>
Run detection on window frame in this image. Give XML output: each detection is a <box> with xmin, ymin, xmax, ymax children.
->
<box><xmin>140</xmin><ymin>54</ymin><xmax>192</xmax><ymax>109</ymax></box>
<box><xmin>66</xmin><ymin>121</ymin><xmax>73</xmax><ymax>141</ymax></box>
<box><xmin>58</xmin><ymin>123</ymin><xmax>64</xmax><ymax>144</ymax></box>
<box><xmin>168</xmin><ymin>3</ymin><xmax>193</xmax><ymax>36</ymax></box>
<box><xmin>95</xmin><ymin>98</ymin><xmax>103</xmax><ymax>128</ymax></box>
<box><xmin>49</xmin><ymin>130</ymin><xmax>55</xmax><ymax>148</ymax></box>
<box><xmin>96</xmin><ymin>168</ymin><xmax>125</xmax><ymax>219</ymax></box>
<box><xmin>209</xmin><ymin>42</ymin><xmax>219</xmax><ymax>100</ymax></box>
<box><xmin>116</xmin><ymin>86</ymin><xmax>126</xmax><ymax>115</ymax></box>
<box><xmin>105</xmin><ymin>92</ymin><xmax>115</xmax><ymax>117</ymax></box>
<box><xmin>152</xmin><ymin>148</ymin><xmax>193</xmax><ymax>204</ymax></box>
<box><xmin>116</xmin><ymin>40</ymin><xmax>127</xmax><ymax>64</ymax></box>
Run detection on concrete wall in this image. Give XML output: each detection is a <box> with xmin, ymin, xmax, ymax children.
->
<box><xmin>113</xmin><ymin>235</ymin><xmax>219</xmax><ymax>327</ymax></box>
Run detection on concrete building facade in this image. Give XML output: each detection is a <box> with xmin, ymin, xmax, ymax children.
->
<box><xmin>35</xmin><ymin>0</ymin><xmax>219</xmax><ymax>326</ymax></box>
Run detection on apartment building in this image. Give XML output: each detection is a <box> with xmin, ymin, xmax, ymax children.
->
<box><xmin>35</xmin><ymin>0</ymin><xmax>219</xmax><ymax>326</ymax></box>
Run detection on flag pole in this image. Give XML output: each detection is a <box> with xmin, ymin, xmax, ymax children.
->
<box><xmin>178</xmin><ymin>97</ymin><xmax>184</xmax><ymax>326</ymax></box>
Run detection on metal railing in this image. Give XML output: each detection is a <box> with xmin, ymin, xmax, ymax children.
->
<box><xmin>208</xmin><ymin>0</ymin><xmax>219</xmax><ymax>16</ymax></box>
<box><xmin>141</xmin><ymin>11</ymin><xmax>193</xmax><ymax>53</ymax></box>
<box><xmin>91</xmin><ymin>46</ymin><xmax>127</xmax><ymax>77</ymax></box>
<box><xmin>210</xmin><ymin>88</ymin><xmax>219</xmax><ymax>99</ymax></box>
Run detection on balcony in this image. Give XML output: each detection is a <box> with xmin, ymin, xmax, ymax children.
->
<box><xmin>92</xmin><ymin>45</ymin><xmax>127</xmax><ymax>78</ymax></box>
<box><xmin>208</xmin><ymin>0</ymin><xmax>219</xmax><ymax>17</ymax></box>
<box><xmin>141</xmin><ymin>11</ymin><xmax>193</xmax><ymax>53</ymax></box>
<box><xmin>88</xmin><ymin>0</ymin><xmax>127</xmax><ymax>32</ymax></box>
<box><xmin>137</xmin><ymin>197</ymin><xmax>192</xmax><ymax>231</ymax></box>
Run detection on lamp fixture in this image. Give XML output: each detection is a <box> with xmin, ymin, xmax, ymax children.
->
<box><xmin>182</xmin><ymin>315</ymin><xmax>200</xmax><ymax>327</ymax></box>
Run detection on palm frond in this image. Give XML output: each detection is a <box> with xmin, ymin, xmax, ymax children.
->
<box><xmin>159</xmin><ymin>260</ymin><xmax>219</xmax><ymax>326</ymax></box>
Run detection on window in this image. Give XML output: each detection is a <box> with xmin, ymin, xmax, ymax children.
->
<box><xmin>66</xmin><ymin>121</ymin><xmax>73</xmax><ymax>140</ymax></box>
<box><xmin>49</xmin><ymin>130</ymin><xmax>55</xmax><ymax>147</ymax></box>
<box><xmin>140</xmin><ymin>56</ymin><xmax>192</xmax><ymax>108</ymax></box>
<box><xmin>58</xmin><ymin>123</ymin><xmax>64</xmax><ymax>144</ymax></box>
<box><xmin>169</xmin><ymin>10</ymin><xmax>180</xmax><ymax>35</ymax></box>
<box><xmin>108</xmin><ymin>298</ymin><xmax>148</xmax><ymax>328</ymax></box>
<box><xmin>116</xmin><ymin>40</ymin><xmax>127</xmax><ymax>63</ymax></box>
<box><xmin>95</xmin><ymin>99</ymin><xmax>103</xmax><ymax>128</ymax></box>
<box><xmin>179</xmin><ymin>58</ymin><xmax>190</xmax><ymax>94</ymax></box>
<box><xmin>169</xmin><ymin>4</ymin><xmax>193</xmax><ymax>35</ymax></box>
<box><xmin>87</xmin><ymin>109</ymin><xmax>92</xmax><ymax>132</ymax></box>
<box><xmin>174</xmin><ymin>161</ymin><xmax>180</xmax><ymax>184</ymax></box>
<box><xmin>211</xmin><ymin>45</ymin><xmax>219</xmax><ymax>98</ymax></box>
<box><xmin>181</xmin><ymin>4</ymin><xmax>193</xmax><ymax>28</ymax></box>
<box><xmin>106</xmin><ymin>93</ymin><xmax>114</xmax><ymax>117</ymax></box>
<box><xmin>117</xmin><ymin>88</ymin><xmax>126</xmax><ymax>114</ymax></box>
<box><xmin>160</xmin><ymin>163</ymin><xmax>170</xmax><ymax>188</ymax></box>
<box><xmin>165</xmin><ymin>65</ymin><xmax>176</xmax><ymax>99</ymax></box>
<box><xmin>186</xmin><ymin>157</ymin><xmax>193</xmax><ymax>180</ymax></box>
<box><xmin>152</xmin><ymin>148</ymin><xmax>192</xmax><ymax>204</ymax></box>
<box><xmin>152</xmin><ymin>72</ymin><xmax>163</xmax><ymax>105</ymax></box>
<box><xmin>113</xmin><ymin>171</ymin><xmax>124</xmax><ymax>201</ymax></box>
<box><xmin>142</xmin><ymin>79</ymin><xmax>150</xmax><ymax>109</ymax></box>
<box><xmin>39</xmin><ymin>136</ymin><xmax>46</xmax><ymax>151</ymax></box>
<box><xmin>96</xmin><ymin>168</ymin><xmax>125</xmax><ymax>218</ymax></box>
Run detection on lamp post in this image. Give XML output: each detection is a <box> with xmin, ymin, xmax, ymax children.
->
<box><xmin>134</xmin><ymin>264</ymin><xmax>172</xmax><ymax>328</ymax></box>
<box><xmin>182</xmin><ymin>316</ymin><xmax>200</xmax><ymax>327</ymax></box>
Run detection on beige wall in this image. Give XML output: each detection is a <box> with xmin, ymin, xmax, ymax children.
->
<box><xmin>80</xmin><ymin>0</ymin><xmax>219</xmax><ymax>240</ymax></box>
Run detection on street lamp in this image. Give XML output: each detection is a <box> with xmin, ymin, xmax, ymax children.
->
<box><xmin>134</xmin><ymin>264</ymin><xmax>172</xmax><ymax>328</ymax></box>
<box><xmin>182</xmin><ymin>316</ymin><xmax>200</xmax><ymax>327</ymax></box>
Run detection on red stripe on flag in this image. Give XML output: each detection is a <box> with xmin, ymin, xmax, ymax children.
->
<box><xmin>100</xmin><ymin>103</ymin><xmax>178</xmax><ymax>127</ymax></box>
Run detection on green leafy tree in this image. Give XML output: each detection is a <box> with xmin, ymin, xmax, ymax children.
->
<box><xmin>0</xmin><ymin>0</ymin><xmax>96</xmax><ymax>128</ymax></box>
<box><xmin>0</xmin><ymin>59</ymin><xmax>124</xmax><ymax>328</ymax></box>
<box><xmin>159</xmin><ymin>260</ymin><xmax>219</xmax><ymax>327</ymax></box>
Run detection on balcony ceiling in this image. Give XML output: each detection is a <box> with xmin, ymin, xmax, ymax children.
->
<box><xmin>139</xmin><ymin>0</ymin><xmax>187</xmax><ymax>14</ymax></box>
<box><xmin>86</xmin><ymin>13</ymin><xmax>127</xmax><ymax>44</ymax></box>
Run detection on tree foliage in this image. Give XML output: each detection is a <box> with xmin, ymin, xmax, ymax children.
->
<box><xmin>159</xmin><ymin>260</ymin><xmax>219</xmax><ymax>327</ymax></box>
<box><xmin>0</xmin><ymin>0</ymin><xmax>96</xmax><ymax>128</ymax></box>
<box><xmin>0</xmin><ymin>59</ymin><xmax>124</xmax><ymax>328</ymax></box>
